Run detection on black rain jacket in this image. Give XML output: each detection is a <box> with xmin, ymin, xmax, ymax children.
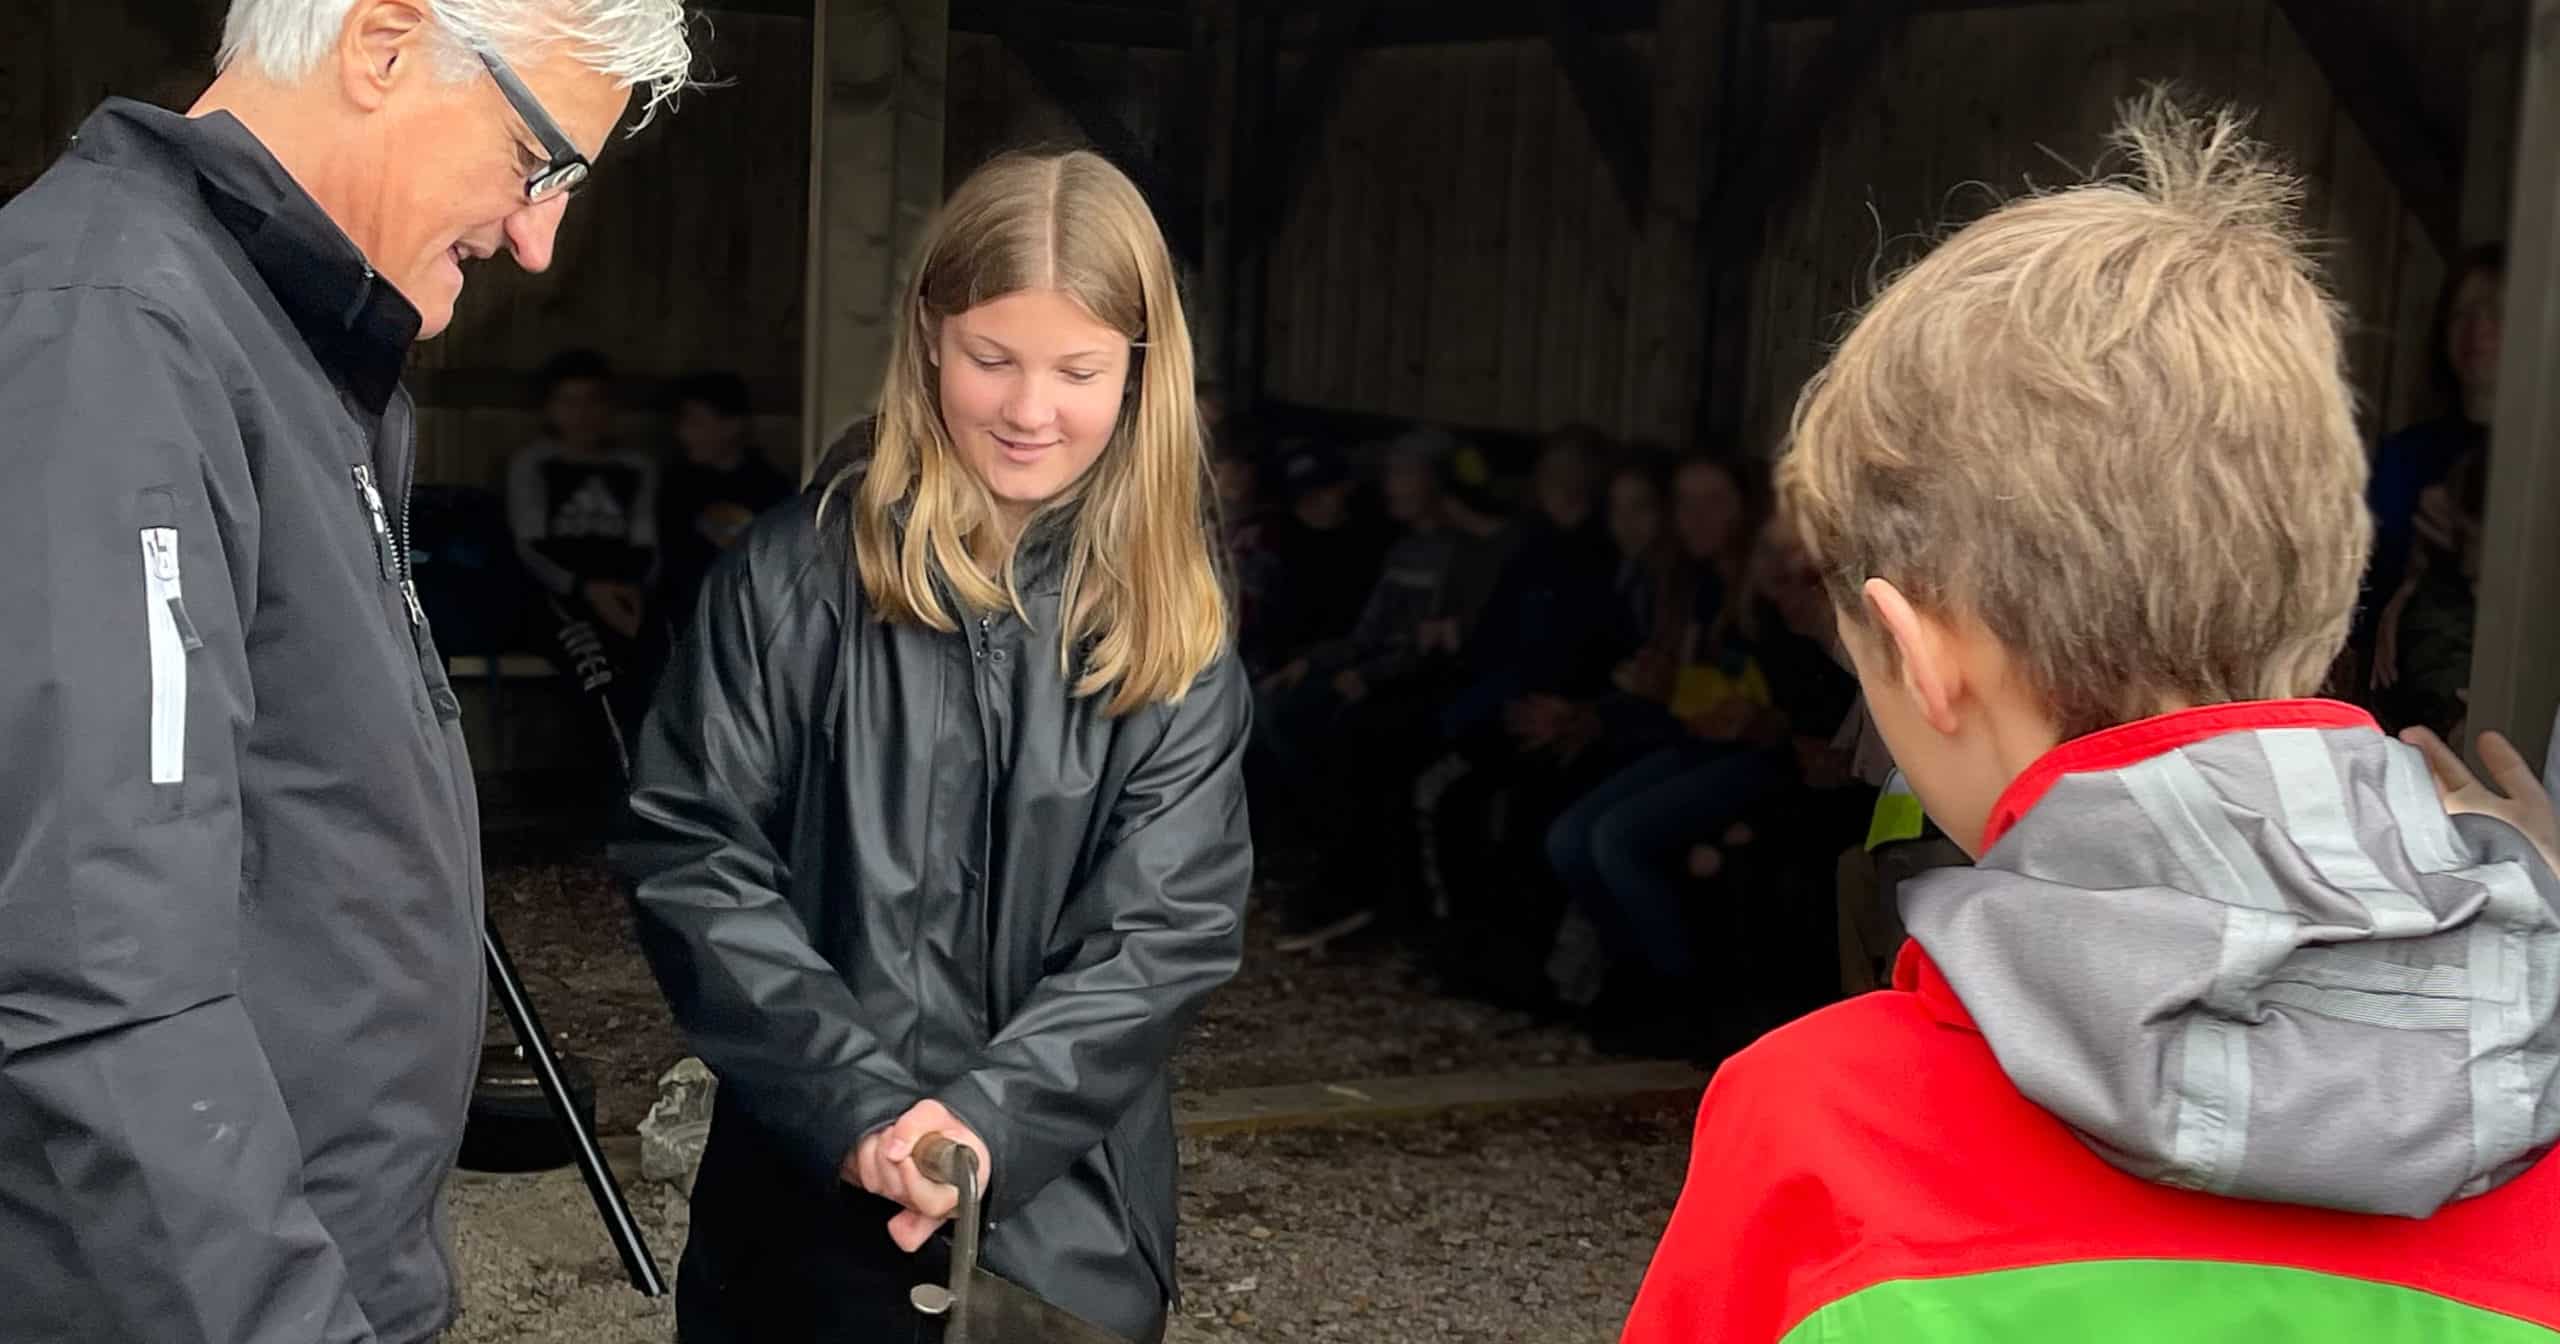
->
<box><xmin>614</xmin><ymin>488</ymin><xmax>1253</xmax><ymax>1341</ymax></box>
<box><xmin>0</xmin><ymin>101</ymin><xmax>483</xmax><ymax>1344</ymax></box>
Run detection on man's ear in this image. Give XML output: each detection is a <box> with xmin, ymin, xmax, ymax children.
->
<box><xmin>1863</xmin><ymin>578</ymin><xmax>1965</xmax><ymax>736</ymax></box>
<box><xmin>338</xmin><ymin>0</ymin><xmax>434</xmax><ymax>112</ymax></box>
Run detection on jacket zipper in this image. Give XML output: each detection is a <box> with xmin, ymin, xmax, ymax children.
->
<box><xmin>351</xmin><ymin>463</ymin><xmax>423</xmax><ymax>627</ymax></box>
<box><xmin>140</xmin><ymin>527</ymin><xmax>197</xmax><ymax>784</ymax></box>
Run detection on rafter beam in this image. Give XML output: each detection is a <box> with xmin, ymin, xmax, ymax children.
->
<box><xmin>1696</xmin><ymin>0</ymin><xmax>1903</xmax><ymax>447</ymax></box>
<box><xmin>1543</xmin><ymin>0</ymin><xmax>1654</xmax><ymax>216</ymax></box>
<box><xmin>2273</xmin><ymin>0</ymin><xmax>2461</xmax><ymax>255</ymax></box>
<box><xmin>1260</xmin><ymin>0</ymin><xmax>1384</xmax><ymax>232</ymax></box>
<box><xmin>1704</xmin><ymin>0</ymin><xmax>1901</xmax><ymax>258</ymax></box>
<box><xmin>1762</xmin><ymin>0</ymin><xmax>2067</xmax><ymax>18</ymax></box>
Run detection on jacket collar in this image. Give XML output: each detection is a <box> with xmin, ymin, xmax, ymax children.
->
<box><xmin>72</xmin><ymin>99</ymin><xmax>419</xmax><ymax>413</ymax></box>
<box><xmin>1897</xmin><ymin>697</ymin><xmax>2380</xmax><ymax>1034</ymax></box>
<box><xmin>1981</xmin><ymin>698</ymin><xmax>2376</xmax><ymax>849</ymax></box>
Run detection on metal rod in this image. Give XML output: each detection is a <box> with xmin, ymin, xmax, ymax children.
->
<box><xmin>481</xmin><ymin>588</ymin><xmax>657</xmax><ymax>1294</ymax></box>
<box><xmin>482</xmin><ymin>917</ymin><xmax>666</xmax><ymax>1297</ymax></box>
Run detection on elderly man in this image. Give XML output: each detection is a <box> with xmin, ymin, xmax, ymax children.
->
<box><xmin>0</xmin><ymin>2</ymin><xmax>688</xmax><ymax>1341</ymax></box>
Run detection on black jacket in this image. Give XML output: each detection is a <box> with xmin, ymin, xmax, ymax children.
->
<box><xmin>0</xmin><ymin>103</ymin><xmax>483</xmax><ymax>1343</ymax></box>
<box><xmin>614</xmin><ymin>491</ymin><xmax>1253</xmax><ymax>1340</ymax></box>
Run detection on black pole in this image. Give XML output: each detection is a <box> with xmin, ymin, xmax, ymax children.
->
<box><xmin>472</xmin><ymin>587</ymin><xmax>661</xmax><ymax>1295</ymax></box>
<box><xmin>481</xmin><ymin>920</ymin><xmax>666</xmax><ymax>1297</ymax></box>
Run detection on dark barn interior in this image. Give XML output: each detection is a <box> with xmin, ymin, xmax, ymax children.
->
<box><xmin>5</xmin><ymin>1</ymin><xmax>2559</xmax><ymax>1340</ymax></box>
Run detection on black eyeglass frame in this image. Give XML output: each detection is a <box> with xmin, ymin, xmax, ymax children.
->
<box><xmin>476</xmin><ymin>46</ymin><xmax>591</xmax><ymax>203</ymax></box>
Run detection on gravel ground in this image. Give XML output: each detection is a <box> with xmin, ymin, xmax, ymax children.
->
<box><xmin>455</xmin><ymin>835</ymin><xmax>1683</xmax><ymax>1343</ymax></box>
<box><xmin>483</xmin><ymin>852</ymin><xmax>1599</xmax><ymax>1130</ymax></box>
<box><xmin>445</xmin><ymin>1102</ymin><xmax>1692</xmax><ymax>1343</ymax></box>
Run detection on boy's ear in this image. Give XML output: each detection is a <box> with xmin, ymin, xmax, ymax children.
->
<box><xmin>1863</xmin><ymin>578</ymin><xmax>1965</xmax><ymax>737</ymax></box>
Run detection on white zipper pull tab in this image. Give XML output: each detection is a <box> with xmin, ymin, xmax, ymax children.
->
<box><xmin>146</xmin><ymin>528</ymin><xmax>180</xmax><ymax>583</ymax></box>
<box><xmin>401</xmin><ymin>578</ymin><xmax>427</xmax><ymax>628</ymax></box>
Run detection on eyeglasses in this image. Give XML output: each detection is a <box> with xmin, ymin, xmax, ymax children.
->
<box><xmin>476</xmin><ymin>46</ymin><xmax>590</xmax><ymax>204</ymax></box>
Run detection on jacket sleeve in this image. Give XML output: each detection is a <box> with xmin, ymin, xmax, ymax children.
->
<box><xmin>0</xmin><ymin>289</ymin><xmax>376</xmax><ymax>1342</ymax></box>
<box><xmin>615</xmin><ymin>539</ymin><xmax>926</xmax><ymax>1188</ymax></box>
<box><xmin>934</xmin><ymin>655</ymin><xmax>1254</xmax><ymax>1221</ymax></box>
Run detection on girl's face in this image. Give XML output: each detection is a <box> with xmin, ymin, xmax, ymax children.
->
<box><xmin>936</xmin><ymin>288</ymin><xmax>1132</xmax><ymax>527</ymax></box>
<box><xmin>2447</xmin><ymin>267</ymin><xmax>2503</xmax><ymax>404</ymax></box>
<box><xmin>1673</xmin><ymin>462</ymin><xmax>1742</xmax><ymax>560</ymax></box>
<box><xmin>1608</xmin><ymin>473</ymin><xmax>1661</xmax><ymax>558</ymax></box>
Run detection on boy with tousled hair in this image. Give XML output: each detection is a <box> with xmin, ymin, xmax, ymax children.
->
<box><xmin>1621</xmin><ymin>92</ymin><xmax>2560</xmax><ymax>1343</ymax></box>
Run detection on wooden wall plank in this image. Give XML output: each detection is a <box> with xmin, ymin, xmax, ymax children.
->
<box><xmin>1622</xmin><ymin>3</ymin><xmax>1717</xmax><ymax>450</ymax></box>
<box><xmin>1347</xmin><ymin>52</ymin><xmax>1402</xmax><ymax>413</ymax></box>
<box><xmin>1389</xmin><ymin>50</ymin><xmax>1448</xmax><ymax>418</ymax></box>
<box><xmin>1538</xmin><ymin>51</ymin><xmax>1598</xmax><ymax>429</ymax></box>
<box><xmin>1578</xmin><ymin>125</ymin><xmax>1634</xmax><ymax>436</ymax></box>
<box><xmin>1312</xmin><ymin>57</ymin><xmax>1367</xmax><ymax>409</ymax></box>
<box><xmin>1453</xmin><ymin>42</ymin><xmax>1518</xmax><ymax>424</ymax></box>
<box><xmin>1263</xmin><ymin>52</ymin><xmax>1316</xmax><ymax>405</ymax></box>
<box><xmin>1496</xmin><ymin>42</ymin><xmax>1560</xmax><ymax>430</ymax></box>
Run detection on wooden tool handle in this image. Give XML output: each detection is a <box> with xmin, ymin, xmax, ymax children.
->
<box><xmin>913</xmin><ymin>1132</ymin><xmax>980</xmax><ymax>1190</ymax></box>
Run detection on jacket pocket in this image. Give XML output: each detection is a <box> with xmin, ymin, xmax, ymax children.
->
<box><xmin>139</xmin><ymin>525</ymin><xmax>203</xmax><ymax>786</ymax></box>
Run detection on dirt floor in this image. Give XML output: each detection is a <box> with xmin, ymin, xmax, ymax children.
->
<box><xmin>447</xmin><ymin>1103</ymin><xmax>1690</xmax><ymax>1344</ymax></box>
<box><xmin>480</xmin><ymin>850</ymin><xmax>1604</xmax><ymax>1130</ymax></box>
<box><xmin>451</xmin><ymin>843</ymin><xmax>1693</xmax><ymax>1342</ymax></box>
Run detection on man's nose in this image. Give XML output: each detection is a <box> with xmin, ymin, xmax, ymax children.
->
<box><xmin>504</xmin><ymin>195</ymin><xmax>571</xmax><ymax>273</ymax></box>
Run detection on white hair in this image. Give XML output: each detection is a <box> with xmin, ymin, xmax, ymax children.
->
<box><xmin>219</xmin><ymin>0</ymin><xmax>694</xmax><ymax>126</ymax></box>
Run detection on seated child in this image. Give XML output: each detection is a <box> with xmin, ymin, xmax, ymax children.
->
<box><xmin>1620</xmin><ymin>93</ymin><xmax>2560</xmax><ymax>1343</ymax></box>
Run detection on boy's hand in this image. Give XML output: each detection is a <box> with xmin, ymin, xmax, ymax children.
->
<box><xmin>2404</xmin><ymin>727</ymin><xmax>2560</xmax><ymax>873</ymax></box>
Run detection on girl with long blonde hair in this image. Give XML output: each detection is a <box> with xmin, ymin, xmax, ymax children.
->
<box><xmin>616</xmin><ymin>149</ymin><xmax>1250</xmax><ymax>1344</ymax></box>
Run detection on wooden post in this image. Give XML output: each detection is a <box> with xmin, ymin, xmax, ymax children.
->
<box><xmin>1196</xmin><ymin>0</ymin><xmax>1240</xmax><ymax>405</ymax></box>
<box><xmin>1223</xmin><ymin>5</ymin><xmax>1275</xmax><ymax>419</ymax></box>
<box><xmin>1694</xmin><ymin>0</ymin><xmax>1769</xmax><ymax>455</ymax></box>
<box><xmin>2468</xmin><ymin>0</ymin><xmax>2560</xmax><ymax>769</ymax></box>
<box><xmin>2463</xmin><ymin>3</ymin><xmax>2527</xmax><ymax>248</ymax></box>
<box><xmin>1618</xmin><ymin>0</ymin><xmax>1721</xmax><ymax>446</ymax></box>
<box><xmin>801</xmin><ymin>0</ymin><xmax>948</xmax><ymax>480</ymax></box>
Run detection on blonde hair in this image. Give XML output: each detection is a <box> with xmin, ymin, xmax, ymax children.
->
<box><xmin>1779</xmin><ymin>91</ymin><xmax>2370</xmax><ymax>738</ymax></box>
<box><xmin>836</xmin><ymin>150</ymin><xmax>1225</xmax><ymax>715</ymax></box>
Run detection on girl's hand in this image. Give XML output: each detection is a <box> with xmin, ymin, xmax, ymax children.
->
<box><xmin>842</xmin><ymin>1100</ymin><xmax>995</xmax><ymax>1253</ymax></box>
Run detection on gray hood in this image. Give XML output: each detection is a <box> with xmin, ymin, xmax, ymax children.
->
<box><xmin>1903</xmin><ymin>719</ymin><xmax>2560</xmax><ymax>1217</ymax></box>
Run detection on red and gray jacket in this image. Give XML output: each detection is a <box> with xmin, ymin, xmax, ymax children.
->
<box><xmin>1623</xmin><ymin>700</ymin><xmax>2560</xmax><ymax>1342</ymax></box>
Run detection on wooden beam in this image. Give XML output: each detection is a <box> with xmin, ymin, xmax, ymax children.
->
<box><xmin>1762</xmin><ymin>0</ymin><xmax>2067</xmax><ymax>17</ymax></box>
<box><xmin>409</xmin><ymin>368</ymin><xmax>802</xmax><ymax>416</ymax></box>
<box><xmin>952</xmin><ymin>0</ymin><xmax>1185</xmax><ymax>49</ymax></box>
<box><xmin>1695</xmin><ymin>0</ymin><xmax>1901</xmax><ymax>450</ymax></box>
<box><xmin>699</xmin><ymin>0</ymin><xmax>813</xmax><ymax>18</ymax></box>
<box><xmin>1173</xmin><ymin>1061</ymin><xmax>1707</xmax><ymax>1137</ymax></box>
<box><xmin>1298</xmin><ymin>0</ymin><xmax>1657</xmax><ymax>47</ymax></box>
<box><xmin>1197</xmin><ymin>0</ymin><xmax>1240</xmax><ymax>397</ymax></box>
<box><xmin>2273</xmin><ymin>0</ymin><xmax>2462</xmax><ymax>256</ymax></box>
<box><xmin>997</xmin><ymin>19</ymin><xmax>1203</xmax><ymax>261</ymax></box>
<box><xmin>1543</xmin><ymin>0</ymin><xmax>1653</xmax><ymax>218</ymax></box>
<box><xmin>2461</xmin><ymin>4</ymin><xmax>2528</xmax><ymax>247</ymax></box>
<box><xmin>1262</xmin><ymin>0</ymin><xmax>1383</xmax><ymax>233</ymax></box>
<box><xmin>801</xmin><ymin>0</ymin><xmax>948</xmax><ymax>477</ymax></box>
<box><xmin>2466</xmin><ymin>0</ymin><xmax>2560</xmax><ymax>772</ymax></box>
<box><xmin>1224</xmin><ymin>5</ymin><xmax>1275</xmax><ymax>415</ymax></box>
